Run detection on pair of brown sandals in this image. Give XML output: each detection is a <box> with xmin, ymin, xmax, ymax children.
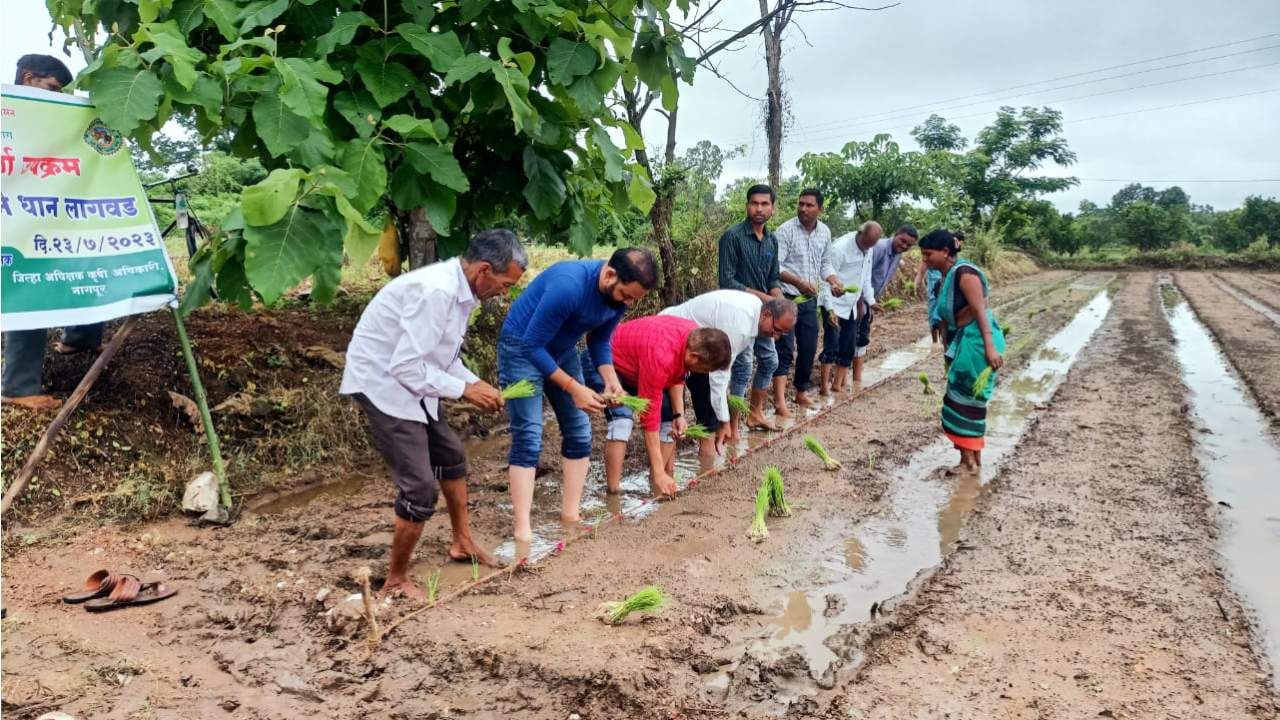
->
<box><xmin>61</xmin><ymin>570</ymin><xmax>176</xmax><ymax>612</ymax></box>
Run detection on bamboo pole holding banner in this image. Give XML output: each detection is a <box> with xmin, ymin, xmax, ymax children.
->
<box><xmin>170</xmin><ymin>306</ymin><xmax>231</xmax><ymax>509</ymax></box>
<box><xmin>2</xmin><ymin>317</ymin><xmax>139</xmax><ymax>515</ymax></box>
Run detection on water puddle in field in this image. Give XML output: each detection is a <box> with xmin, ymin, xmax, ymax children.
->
<box><xmin>711</xmin><ymin>289</ymin><xmax>1114</xmax><ymax>699</ymax></box>
<box><xmin>250</xmin><ymin>474</ymin><xmax>369</xmax><ymax>514</ymax></box>
<box><xmin>1160</xmin><ymin>279</ymin><xmax>1280</xmax><ymax>675</ymax></box>
<box><xmin>1210</xmin><ymin>275</ymin><xmax>1280</xmax><ymax>327</ymax></box>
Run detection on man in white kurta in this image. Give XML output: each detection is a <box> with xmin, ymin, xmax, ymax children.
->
<box><xmin>821</xmin><ymin>222</ymin><xmax>879</xmax><ymax>392</ymax></box>
<box><xmin>661</xmin><ymin>291</ymin><xmax>796</xmax><ymax>459</ymax></box>
<box><xmin>341</xmin><ymin>230</ymin><xmax>525</xmax><ymax>600</ymax></box>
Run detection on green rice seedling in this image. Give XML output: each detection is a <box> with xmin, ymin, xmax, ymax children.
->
<box><xmin>804</xmin><ymin>435</ymin><xmax>842</xmax><ymax>471</ymax></box>
<box><xmin>764</xmin><ymin>467</ymin><xmax>791</xmax><ymax>517</ymax></box>
<box><xmin>426</xmin><ymin>570</ymin><xmax>441</xmax><ymax>604</ymax></box>
<box><xmin>882</xmin><ymin>298</ymin><xmax>903</xmax><ymax>310</ymax></box>
<box><xmin>600</xmin><ymin>585</ymin><xmax>666</xmax><ymax>624</ymax></box>
<box><xmin>500</xmin><ymin>379</ymin><xmax>537</xmax><ymax>400</ymax></box>
<box><xmin>471</xmin><ymin>556</ymin><xmax>480</xmax><ymax>582</ymax></box>
<box><xmin>749</xmin><ymin>480</ymin><xmax>770</xmax><ymax>542</ymax></box>
<box><xmin>792</xmin><ymin>294</ymin><xmax>810</xmax><ymax>304</ymax></box>
<box><xmin>972</xmin><ymin>366</ymin><xmax>994</xmax><ymax>397</ymax></box>
<box><xmin>1000</xmin><ymin>321</ymin><xmax>1012</xmax><ymax>336</ymax></box>
<box><xmin>902</xmin><ymin>279</ymin><xmax>916</xmax><ymax>295</ymax></box>
<box><xmin>728</xmin><ymin>395</ymin><xmax>751</xmax><ymax>415</ymax></box>
<box><xmin>683</xmin><ymin>423</ymin><xmax>712</xmax><ymax>440</ymax></box>
<box><xmin>867</xmin><ymin>451</ymin><xmax>876</xmax><ymax>471</ymax></box>
<box><xmin>919</xmin><ymin>371</ymin><xmax>935</xmax><ymax>395</ymax></box>
<box><xmin>616</xmin><ymin>394</ymin><xmax>650</xmax><ymax>415</ymax></box>
<box><xmin>843</xmin><ymin>284</ymin><xmax>860</xmax><ymax>294</ymax></box>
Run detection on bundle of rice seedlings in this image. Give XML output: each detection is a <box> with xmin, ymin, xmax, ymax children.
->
<box><xmin>972</xmin><ymin>366</ymin><xmax>995</xmax><ymax>397</ymax></box>
<box><xmin>616</xmin><ymin>394</ymin><xmax>650</xmax><ymax>415</ymax></box>
<box><xmin>792</xmin><ymin>294</ymin><xmax>810</xmax><ymax>304</ymax></box>
<box><xmin>902</xmin><ymin>278</ymin><xmax>916</xmax><ymax>294</ymax></box>
<box><xmin>727</xmin><ymin>395</ymin><xmax>751</xmax><ymax>415</ymax></box>
<box><xmin>764</xmin><ymin>466</ymin><xmax>791</xmax><ymax>517</ymax></box>
<box><xmin>918</xmin><ymin>371</ymin><xmax>935</xmax><ymax>395</ymax></box>
<box><xmin>882</xmin><ymin>298</ymin><xmax>903</xmax><ymax>310</ymax></box>
<box><xmin>683</xmin><ymin>423</ymin><xmax>712</xmax><ymax>440</ymax></box>
<box><xmin>500</xmin><ymin>379</ymin><xmax>537</xmax><ymax>400</ymax></box>
<box><xmin>749</xmin><ymin>480</ymin><xmax>770</xmax><ymax>542</ymax></box>
<box><xmin>425</xmin><ymin>570</ymin><xmax>441</xmax><ymax>604</ymax></box>
<box><xmin>804</xmin><ymin>434</ymin><xmax>842</xmax><ymax>471</ymax></box>
<box><xmin>599</xmin><ymin>585</ymin><xmax>666</xmax><ymax>624</ymax></box>
<box><xmin>843</xmin><ymin>283</ymin><xmax>860</xmax><ymax>294</ymax></box>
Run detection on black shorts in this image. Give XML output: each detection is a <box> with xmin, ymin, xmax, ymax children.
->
<box><xmin>686</xmin><ymin>372</ymin><xmax>720</xmax><ymax>431</ymax></box>
<box><xmin>351</xmin><ymin>394</ymin><xmax>467</xmax><ymax>523</ymax></box>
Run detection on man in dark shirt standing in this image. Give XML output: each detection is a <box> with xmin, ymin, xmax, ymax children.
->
<box><xmin>718</xmin><ymin>184</ymin><xmax>784</xmax><ymax>431</ymax></box>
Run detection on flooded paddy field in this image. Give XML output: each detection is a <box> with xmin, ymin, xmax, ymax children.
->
<box><xmin>3</xmin><ymin>271</ymin><xmax>1277</xmax><ymax>719</ymax></box>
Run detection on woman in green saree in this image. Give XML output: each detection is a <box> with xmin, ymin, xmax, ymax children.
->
<box><xmin>920</xmin><ymin>229</ymin><xmax>1005</xmax><ymax>471</ymax></box>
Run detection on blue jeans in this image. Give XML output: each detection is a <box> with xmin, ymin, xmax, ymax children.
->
<box><xmin>730</xmin><ymin>335</ymin><xmax>777</xmax><ymax>397</ymax></box>
<box><xmin>498</xmin><ymin>337</ymin><xmax>593</xmax><ymax>468</ymax></box>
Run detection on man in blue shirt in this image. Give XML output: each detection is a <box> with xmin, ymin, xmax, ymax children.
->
<box><xmin>498</xmin><ymin>248</ymin><xmax>658</xmax><ymax>544</ymax></box>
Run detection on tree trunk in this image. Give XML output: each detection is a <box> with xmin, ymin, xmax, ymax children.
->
<box><xmin>406</xmin><ymin>207</ymin><xmax>437</xmax><ymax>269</ymax></box>
<box><xmin>649</xmin><ymin>188</ymin><xmax>678</xmax><ymax>305</ymax></box>
<box><xmin>760</xmin><ymin>0</ymin><xmax>785</xmax><ymax>190</ymax></box>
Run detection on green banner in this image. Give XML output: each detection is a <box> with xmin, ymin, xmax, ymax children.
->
<box><xmin>1</xmin><ymin>84</ymin><xmax>178</xmax><ymax>331</ymax></box>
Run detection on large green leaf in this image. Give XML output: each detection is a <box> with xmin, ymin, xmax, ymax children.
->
<box><xmin>590</xmin><ymin>124</ymin><xmax>625</xmax><ymax>182</ymax></box>
<box><xmin>340</xmin><ymin>137</ymin><xmax>388</xmax><ymax>214</ymax></box>
<box><xmin>170</xmin><ymin>0</ymin><xmax>205</xmax><ymax>34</ymax></box>
<box><xmin>403</xmin><ymin>142</ymin><xmax>469</xmax><ymax>193</ymax></box>
<box><xmin>395</xmin><ymin>23</ymin><xmax>463</xmax><ymax>71</ymax></box>
<box><xmin>252</xmin><ymin>94</ymin><xmax>310</xmax><ymax>157</ymax></box>
<box><xmin>90</xmin><ymin>67</ymin><xmax>164</xmax><ymax>135</ymax></box>
<box><xmin>317</xmin><ymin>11</ymin><xmax>377</xmax><ymax>56</ymax></box>
<box><xmin>243</xmin><ymin>205</ymin><xmax>343</xmax><ymax>305</ymax></box>
<box><xmin>334</xmin><ymin>90</ymin><xmax>381</xmax><ymax>138</ymax></box>
<box><xmin>274</xmin><ymin>57</ymin><xmax>328</xmax><ymax>120</ymax></box>
<box><xmin>492</xmin><ymin>64</ymin><xmax>536</xmax><ymax>133</ymax></box>
<box><xmin>138</xmin><ymin>21</ymin><xmax>204</xmax><ymax>90</ymax></box>
<box><xmin>444</xmin><ymin>53</ymin><xmax>496</xmax><ymax>85</ymax></box>
<box><xmin>383</xmin><ymin>114</ymin><xmax>446</xmax><ymax>141</ymax></box>
<box><xmin>522</xmin><ymin>147</ymin><xmax>566</xmax><ymax>219</ymax></box>
<box><xmin>238</xmin><ymin>0</ymin><xmax>289</xmax><ymax>33</ymax></box>
<box><xmin>627</xmin><ymin>164</ymin><xmax>657</xmax><ymax>213</ymax></box>
<box><xmin>355</xmin><ymin>46</ymin><xmax>415</xmax><ymax>107</ymax></box>
<box><xmin>241</xmin><ymin>168</ymin><xmax>305</xmax><ymax>226</ymax></box>
<box><xmin>420</xmin><ymin>180</ymin><xmax>457</xmax><ymax>236</ymax></box>
<box><xmin>547</xmin><ymin>37</ymin><xmax>597</xmax><ymax>85</ymax></box>
<box><xmin>336</xmin><ymin>194</ymin><xmax>380</xmax><ymax>267</ymax></box>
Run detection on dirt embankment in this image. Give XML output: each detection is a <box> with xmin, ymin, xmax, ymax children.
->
<box><xmin>838</xmin><ymin>273</ymin><xmax>1277</xmax><ymax>719</ymax></box>
<box><xmin>0</xmin><ymin>271</ymin><xmax>1089</xmax><ymax>720</ymax></box>
<box><xmin>1175</xmin><ymin>272</ymin><xmax>1280</xmax><ymax>432</ymax></box>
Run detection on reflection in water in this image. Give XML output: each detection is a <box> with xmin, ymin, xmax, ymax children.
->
<box><xmin>1209</xmin><ymin>275</ymin><xmax>1280</xmax><ymax>327</ymax></box>
<box><xmin>730</xmin><ymin>290</ymin><xmax>1114</xmax><ymax>687</ymax></box>
<box><xmin>1161</xmin><ymin>279</ymin><xmax>1280</xmax><ymax>676</ymax></box>
<box><xmin>773</xmin><ymin>591</ymin><xmax>815</xmax><ymax>639</ymax></box>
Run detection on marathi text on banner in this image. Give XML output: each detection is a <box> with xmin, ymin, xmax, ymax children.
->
<box><xmin>1</xmin><ymin>84</ymin><xmax>178</xmax><ymax>331</ymax></box>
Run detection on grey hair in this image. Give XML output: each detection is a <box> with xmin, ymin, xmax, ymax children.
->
<box><xmin>762</xmin><ymin>297</ymin><xmax>797</xmax><ymax>320</ymax></box>
<box><xmin>859</xmin><ymin>220</ymin><xmax>883</xmax><ymax>235</ymax></box>
<box><xmin>465</xmin><ymin>228</ymin><xmax>528</xmax><ymax>272</ymax></box>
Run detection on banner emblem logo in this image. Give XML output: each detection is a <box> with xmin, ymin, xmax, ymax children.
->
<box><xmin>83</xmin><ymin>118</ymin><xmax>123</xmax><ymax>156</ymax></box>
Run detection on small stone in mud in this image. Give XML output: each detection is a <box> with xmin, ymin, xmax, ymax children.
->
<box><xmin>219</xmin><ymin>699</ymin><xmax>240</xmax><ymax>712</ymax></box>
<box><xmin>823</xmin><ymin>594</ymin><xmax>845</xmax><ymax>618</ymax></box>
<box><xmin>691</xmin><ymin>657</ymin><xmax>719</xmax><ymax>674</ymax></box>
<box><xmin>276</xmin><ymin>672</ymin><xmax>324</xmax><ymax>703</ymax></box>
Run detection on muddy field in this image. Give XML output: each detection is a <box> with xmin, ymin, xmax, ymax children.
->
<box><xmin>3</xmin><ymin>271</ymin><xmax>1278</xmax><ymax>719</ymax></box>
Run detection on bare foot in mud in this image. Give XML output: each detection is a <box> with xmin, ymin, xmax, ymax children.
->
<box><xmin>381</xmin><ymin>577</ymin><xmax>427</xmax><ymax>602</ymax></box>
<box><xmin>449</xmin><ymin>538</ymin><xmax>502</xmax><ymax>568</ymax></box>
<box><xmin>796</xmin><ymin>391</ymin><xmax>814</xmax><ymax>410</ymax></box>
<box><xmin>746</xmin><ymin>411</ymin><xmax>776</xmax><ymax>431</ymax></box>
<box><xmin>2</xmin><ymin>394</ymin><xmax>63</xmax><ymax>411</ymax></box>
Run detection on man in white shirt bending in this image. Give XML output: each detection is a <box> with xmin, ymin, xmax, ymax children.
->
<box><xmin>822</xmin><ymin>222</ymin><xmax>879</xmax><ymax>393</ymax></box>
<box><xmin>661</xmin><ymin>292</ymin><xmax>796</xmax><ymax>460</ymax></box>
<box><xmin>340</xmin><ymin>229</ymin><xmax>526</xmax><ymax>600</ymax></box>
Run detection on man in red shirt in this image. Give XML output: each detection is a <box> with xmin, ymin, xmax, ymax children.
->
<box><xmin>602</xmin><ymin>316</ymin><xmax>731</xmax><ymax>497</ymax></box>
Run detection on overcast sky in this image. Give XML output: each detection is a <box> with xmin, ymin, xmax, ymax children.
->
<box><xmin>5</xmin><ymin>0</ymin><xmax>1277</xmax><ymax>212</ymax></box>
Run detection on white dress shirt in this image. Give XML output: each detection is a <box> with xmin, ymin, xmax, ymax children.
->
<box><xmin>775</xmin><ymin>217</ymin><xmax>836</xmax><ymax>297</ymax></box>
<box><xmin>660</xmin><ymin>289</ymin><xmax>762</xmax><ymax>422</ymax></box>
<box><xmin>823</xmin><ymin>231</ymin><xmax>876</xmax><ymax>320</ymax></box>
<box><xmin>340</xmin><ymin>258</ymin><xmax>480</xmax><ymax>423</ymax></box>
